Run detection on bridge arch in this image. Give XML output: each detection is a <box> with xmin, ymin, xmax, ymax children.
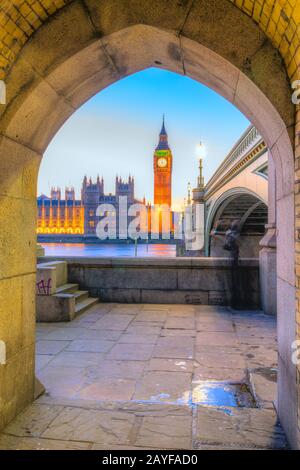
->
<box><xmin>0</xmin><ymin>1</ymin><xmax>298</xmax><ymax>447</ymax></box>
<box><xmin>205</xmin><ymin>187</ymin><xmax>268</xmax><ymax>257</ymax></box>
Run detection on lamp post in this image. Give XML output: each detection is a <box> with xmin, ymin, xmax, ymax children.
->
<box><xmin>193</xmin><ymin>141</ymin><xmax>206</xmax><ymax>203</ymax></box>
<box><xmin>183</xmin><ymin>142</ymin><xmax>206</xmax><ymax>254</ymax></box>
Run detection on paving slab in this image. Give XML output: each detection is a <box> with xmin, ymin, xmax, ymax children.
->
<box><xmin>37</xmin><ymin>366</ymin><xmax>89</xmax><ymax>398</ymax></box>
<box><xmin>195</xmin><ymin>350</ymin><xmax>246</xmax><ymax>369</ymax></box>
<box><xmin>196</xmin><ymin>332</ymin><xmax>239</xmax><ymax>347</ymax></box>
<box><xmin>118</xmin><ymin>333</ymin><xmax>159</xmax><ymax>344</ymax></box>
<box><xmin>153</xmin><ymin>336</ymin><xmax>194</xmax><ymax>359</ymax></box>
<box><xmin>66</xmin><ymin>339</ymin><xmax>115</xmax><ymax>353</ymax></box>
<box><xmin>193</xmin><ymin>366</ymin><xmax>247</xmax><ymax>382</ymax></box>
<box><xmin>91</xmin><ymin>314</ymin><xmax>134</xmax><ymax>331</ymax></box>
<box><xmin>43</xmin><ymin>327</ymin><xmax>87</xmax><ymax>341</ymax></box>
<box><xmin>107</xmin><ymin>343</ymin><xmax>155</xmax><ymax>361</ymax></box>
<box><xmin>133</xmin><ymin>371</ymin><xmax>192</xmax><ymax>404</ymax></box>
<box><xmin>78</xmin><ymin>329</ymin><xmax>122</xmax><ymax>341</ymax></box>
<box><xmin>164</xmin><ymin>317</ymin><xmax>196</xmax><ymax>330</ymax></box>
<box><xmin>88</xmin><ymin>360</ymin><xmax>146</xmax><ymax>380</ymax></box>
<box><xmin>0</xmin><ymin>434</ymin><xmax>91</xmax><ymax>450</ymax></box>
<box><xmin>35</xmin><ymin>354</ymin><xmax>54</xmax><ymax>372</ymax></box>
<box><xmin>42</xmin><ymin>407</ymin><xmax>135</xmax><ymax>445</ymax></box>
<box><xmin>126</xmin><ymin>323</ymin><xmax>162</xmax><ymax>335</ymax></box>
<box><xmin>75</xmin><ymin>377</ymin><xmax>137</xmax><ymax>401</ymax></box>
<box><xmin>147</xmin><ymin>358</ymin><xmax>194</xmax><ymax>373</ymax></box>
<box><xmin>135</xmin><ymin>311</ymin><xmax>168</xmax><ymax>322</ymax></box>
<box><xmin>4</xmin><ymin>404</ymin><xmax>64</xmax><ymax>438</ymax></box>
<box><xmin>135</xmin><ymin>414</ymin><xmax>192</xmax><ymax>449</ymax></box>
<box><xmin>36</xmin><ymin>340</ymin><xmax>70</xmax><ymax>355</ymax></box>
<box><xmin>49</xmin><ymin>351</ymin><xmax>104</xmax><ymax>368</ymax></box>
<box><xmin>194</xmin><ymin>407</ymin><xmax>288</xmax><ymax>449</ymax></box>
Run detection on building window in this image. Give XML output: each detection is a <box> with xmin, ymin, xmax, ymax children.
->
<box><xmin>89</xmin><ymin>209</ymin><xmax>94</xmax><ymax>216</ymax></box>
<box><xmin>89</xmin><ymin>220</ymin><xmax>95</xmax><ymax>228</ymax></box>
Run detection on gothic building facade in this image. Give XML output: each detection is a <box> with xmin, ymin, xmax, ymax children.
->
<box><xmin>37</xmin><ymin>176</ymin><xmax>140</xmax><ymax>236</ymax></box>
<box><xmin>37</xmin><ymin>118</ymin><xmax>173</xmax><ymax>237</ymax></box>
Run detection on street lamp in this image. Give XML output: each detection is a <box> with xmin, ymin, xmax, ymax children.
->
<box><xmin>187</xmin><ymin>182</ymin><xmax>191</xmax><ymax>206</ymax></box>
<box><xmin>196</xmin><ymin>141</ymin><xmax>205</xmax><ymax>190</ymax></box>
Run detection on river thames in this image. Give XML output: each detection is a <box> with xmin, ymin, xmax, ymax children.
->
<box><xmin>40</xmin><ymin>243</ymin><xmax>177</xmax><ymax>258</ymax></box>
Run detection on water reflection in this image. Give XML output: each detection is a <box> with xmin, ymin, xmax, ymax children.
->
<box><xmin>192</xmin><ymin>382</ymin><xmax>256</xmax><ymax>408</ymax></box>
<box><xmin>41</xmin><ymin>243</ymin><xmax>177</xmax><ymax>258</ymax></box>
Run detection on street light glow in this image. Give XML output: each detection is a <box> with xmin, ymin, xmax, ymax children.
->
<box><xmin>196</xmin><ymin>141</ymin><xmax>206</xmax><ymax>159</ymax></box>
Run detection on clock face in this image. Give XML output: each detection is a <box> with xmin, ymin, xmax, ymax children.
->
<box><xmin>157</xmin><ymin>157</ymin><xmax>167</xmax><ymax>168</ymax></box>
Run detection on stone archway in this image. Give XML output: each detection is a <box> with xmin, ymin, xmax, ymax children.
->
<box><xmin>0</xmin><ymin>1</ymin><xmax>298</xmax><ymax>448</ymax></box>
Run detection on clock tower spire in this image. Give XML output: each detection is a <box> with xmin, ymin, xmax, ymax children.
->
<box><xmin>154</xmin><ymin>116</ymin><xmax>173</xmax><ymax>207</ymax></box>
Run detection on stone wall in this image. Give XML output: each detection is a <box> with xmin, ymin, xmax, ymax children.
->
<box><xmin>41</xmin><ymin>257</ymin><xmax>261</xmax><ymax>308</ymax></box>
<box><xmin>210</xmin><ymin>235</ymin><xmax>263</xmax><ymax>258</ymax></box>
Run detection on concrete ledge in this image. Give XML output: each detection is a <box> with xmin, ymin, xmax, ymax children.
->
<box><xmin>38</xmin><ymin>256</ymin><xmax>260</xmax><ymax>308</ymax></box>
<box><xmin>39</xmin><ymin>256</ymin><xmax>259</xmax><ymax>268</ymax></box>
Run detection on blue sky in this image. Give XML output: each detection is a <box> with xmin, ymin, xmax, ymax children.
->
<box><xmin>38</xmin><ymin>68</ymin><xmax>250</xmax><ymax>207</ymax></box>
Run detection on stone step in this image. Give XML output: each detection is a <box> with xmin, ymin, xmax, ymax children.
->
<box><xmin>75</xmin><ymin>297</ymin><xmax>99</xmax><ymax>316</ymax></box>
<box><xmin>37</xmin><ymin>260</ymin><xmax>67</xmax><ymax>288</ymax></box>
<box><xmin>74</xmin><ymin>290</ymin><xmax>89</xmax><ymax>303</ymax></box>
<box><xmin>55</xmin><ymin>283</ymin><xmax>79</xmax><ymax>295</ymax></box>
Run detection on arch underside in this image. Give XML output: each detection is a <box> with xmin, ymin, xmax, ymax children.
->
<box><xmin>208</xmin><ymin>191</ymin><xmax>268</xmax><ymax>257</ymax></box>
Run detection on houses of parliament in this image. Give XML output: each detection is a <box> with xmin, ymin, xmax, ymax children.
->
<box><xmin>37</xmin><ymin>118</ymin><xmax>173</xmax><ymax>236</ymax></box>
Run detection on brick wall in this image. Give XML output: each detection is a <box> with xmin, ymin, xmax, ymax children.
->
<box><xmin>0</xmin><ymin>1</ymin><xmax>299</xmax><ymax>81</ymax></box>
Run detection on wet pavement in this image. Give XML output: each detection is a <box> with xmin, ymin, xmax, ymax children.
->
<box><xmin>0</xmin><ymin>304</ymin><xmax>288</xmax><ymax>450</ymax></box>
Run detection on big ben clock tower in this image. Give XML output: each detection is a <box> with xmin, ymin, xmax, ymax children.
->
<box><xmin>154</xmin><ymin>117</ymin><xmax>173</xmax><ymax>207</ymax></box>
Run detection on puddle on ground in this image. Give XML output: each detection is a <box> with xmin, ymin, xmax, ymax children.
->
<box><xmin>192</xmin><ymin>381</ymin><xmax>257</xmax><ymax>408</ymax></box>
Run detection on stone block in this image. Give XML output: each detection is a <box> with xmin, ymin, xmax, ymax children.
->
<box><xmin>277</xmin><ymin>278</ymin><xmax>296</xmax><ymax>371</ymax></box>
<box><xmin>39</xmin><ymin>261</ymin><xmax>67</xmax><ymax>288</ymax></box>
<box><xmin>36</xmin><ymin>266</ymin><xmax>57</xmax><ymax>296</ymax></box>
<box><xmin>101</xmin><ymin>25</ymin><xmax>184</xmax><ymax>78</ymax></box>
<box><xmin>85</xmin><ymin>0</ymin><xmax>190</xmax><ymax>35</ymax></box>
<box><xmin>97</xmin><ymin>288</ymin><xmax>141</xmax><ymax>303</ymax></box>
<box><xmin>0</xmin><ymin>136</ymin><xmax>41</xmax><ymax>200</ymax></box>
<box><xmin>20</xmin><ymin>2</ymin><xmax>96</xmax><ymax>77</ymax></box>
<box><xmin>84</xmin><ymin>267</ymin><xmax>178</xmax><ymax>290</ymax></box>
<box><xmin>0</xmin><ymin>344</ymin><xmax>35</xmax><ymax>431</ymax></box>
<box><xmin>182</xmin><ymin>0</ymin><xmax>265</xmax><ymax>72</ymax></box>
<box><xmin>141</xmin><ymin>290</ymin><xmax>209</xmax><ymax>305</ymax></box>
<box><xmin>0</xmin><ymin>196</ymin><xmax>36</xmax><ymax>280</ymax></box>
<box><xmin>36</xmin><ymin>294</ymin><xmax>75</xmax><ymax>322</ymax></box>
<box><xmin>208</xmin><ymin>290</ymin><xmax>231</xmax><ymax>306</ymax></box>
<box><xmin>181</xmin><ymin>36</ymin><xmax>239</xmax><ymax>103</ymax></box>
<box><xmin>0</xmin><ymin>273</ymin><xmax>35</xmax><ymax>360</ymax></box>
<box><xmin>277</xmin><ymin>193</ymin><xmax>295</xmax><ymax>287</ymax></box>
<box><xmin>2</xmin><ymin>79</ymin><xmax>74</xmax><ymax>154</ymax></box>
<box><xmin>273</xmin><ymin>131</ymin><xmax>295</xmax><ymax>200</ymax></box>
<box><xmin>259</xmin><ymin>248</ymin><xmax>276</xmax><ymax>315</ymax></box>
<box><xmin>277</xmin><ymin>354</ymin><xmax>299</xmax><ymax>449</ymax></box>
<box><xmin>234</xmin><ymin>72</ymin><xmax>286</xmax><ymax>149</ymax></box>
<box><xmin>177</xmin><ymin>268</ymin><xmax>230</xmax><ymax>291</ymax></box>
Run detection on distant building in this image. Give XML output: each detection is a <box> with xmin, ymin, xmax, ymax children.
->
<box><xmin>82</xmin><ymin>175</ymin><xmax>141</xmax><ymax>236</ymax></box>
<box><xmin>37</xmin><ymin>117</ymin><xmax>174</xmax><ymax>237</ymax></box>
<box><xmin>37</xmin><ymin>176</ymin><xmax>141</xmax><ymax>236</ymax></box>
<box><xmin>37</xmin><ymin>188</ymin><xmax>84</xmax><ymax>234</ymax></box>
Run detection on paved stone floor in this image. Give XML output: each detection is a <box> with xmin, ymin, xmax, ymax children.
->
<box><xmin>0</xmin><ymin>304</ymin><xmax>288</xmax><ymax>450</ymax></box>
